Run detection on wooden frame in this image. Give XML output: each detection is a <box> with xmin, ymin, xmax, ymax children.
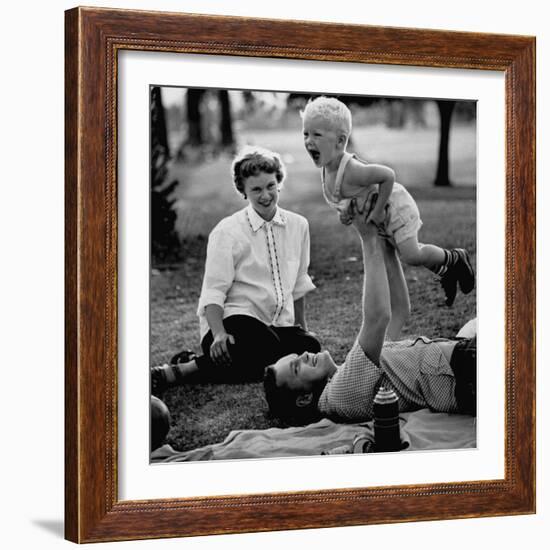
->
<box><xmin>65</xmin><ymin>6</ymin><xmax>536</xmax><ymax>543</ymax></box>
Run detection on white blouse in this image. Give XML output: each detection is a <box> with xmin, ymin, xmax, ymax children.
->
<box><xmin>197</xmin><ymin>205</ymin><xmax>316</xmax><ymax>339</ymax></box>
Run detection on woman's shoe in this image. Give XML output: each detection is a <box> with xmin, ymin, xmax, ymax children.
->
<box><xmin>170</xmin><ymin>349</ymin><xmax>197</xmax><ymax>365</ymax></box>
<box><xmin>151</xmin><ymin>365</ymin><xmax>169</xmax><ymax>396</ymax></box>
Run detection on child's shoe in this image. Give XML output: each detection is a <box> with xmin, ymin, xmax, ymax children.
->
<box><xmin>440</xmin><ymin>248</ymin><xmax>475</xmax><ymax>306</ymax></box>
<box><xmin>455</xmin><ymin>248</ymin><xmax>475</xmax><ymax>294</ymax></box>
<box><xmin>440</xmin><ymin>269</ymin><xmax>459</xmax><ymax>306</ymax></box>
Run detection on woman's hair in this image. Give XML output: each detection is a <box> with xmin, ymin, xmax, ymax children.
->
<box><xmin>263</xmin><ymin>366</ymin><xmax>323</xmax><ymax>426</ymax></box>
<box><xmin>231</xmin><ymin>146</ymin><xmax>286</xmax><ymax>197</ymax></box>
<box><xmin>301</xmin><ymin>96</ymin><xmax>352</xmax><ymax>138</ymax></box>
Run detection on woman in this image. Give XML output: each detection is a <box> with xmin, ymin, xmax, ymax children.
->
<box><xmin>152</xmin><ymin>146</ymin><xmax>320</xmax><ymax>394</ymax></box>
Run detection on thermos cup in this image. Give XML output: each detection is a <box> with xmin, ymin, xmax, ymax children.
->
<box><xmin>373</xmin><ymin>386</ymin><xmax>402</xmax><ymax>452</ymax></box>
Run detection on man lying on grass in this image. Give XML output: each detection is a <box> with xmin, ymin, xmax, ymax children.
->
<box><xmin>264</xmin><ymin>204</ymin><xmax>476</xmax><ymax>426</ymax></box>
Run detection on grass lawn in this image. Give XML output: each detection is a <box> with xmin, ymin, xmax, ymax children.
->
<box><xmin>152</xmin><ymin>123</ymin><xmax>476</xmax><ymax>453</ymax></box>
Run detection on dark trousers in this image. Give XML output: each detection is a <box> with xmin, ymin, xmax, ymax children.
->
<box><xmin>195</xmin><ymin>314</ymin><xmax>321</xmax><ymax>383</ymax></box>
<box><xmin>449</xmin><ymin>336</ymin><xmax>477</xmax><ymax>415</ymax></box>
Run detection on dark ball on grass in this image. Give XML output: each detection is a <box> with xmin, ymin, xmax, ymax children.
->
<box><xmin>151</xmin><ymin>395</ymin><xmax>171</xmax><ymax>451</ymax></box>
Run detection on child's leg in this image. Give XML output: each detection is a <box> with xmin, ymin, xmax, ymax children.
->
<box><xmin>397</xmin><ymin>235</ymin><xmax>446</xmax><ymax>270</ymax></box>
<box><xmin>397</xmin><ymin>235</ymin><xmax>475</xmax><ymax>307</ymax></box>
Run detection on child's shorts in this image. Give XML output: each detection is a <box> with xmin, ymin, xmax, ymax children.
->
<box><xmin>384</xmin><ymin>183</ymin><xmax>422</xmax><ymax>246</ymax></box>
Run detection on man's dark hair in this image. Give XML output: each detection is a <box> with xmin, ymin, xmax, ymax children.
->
<box><xmin>263</xmin><ymin>366</ymin><xmax>323</xmax><ymax>426</ymax></box>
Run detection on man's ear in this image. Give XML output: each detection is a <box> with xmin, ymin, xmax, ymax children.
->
<box><xmin>295</xmin><ymin>393</ymin><xmax>313</xmax><ymax>408</ymax></box>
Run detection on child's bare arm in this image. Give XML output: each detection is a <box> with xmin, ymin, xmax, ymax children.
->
<box><xmin>361</xmin><ymin>164</ymin><xmax>395</xmax><ymax>225</ymax></box>
<box><xmin>339</xmin><ymin>193</ymin><xmax>377</xmax><ymax>227</ymax></box>
<box><xmin>343</xmin><ymin>162</ymin><xmax>394</xmax><ymax>225</ymax></box>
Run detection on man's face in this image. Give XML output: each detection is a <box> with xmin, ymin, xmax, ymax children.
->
<box><xmin>271</xmin><ymin>350</ymin><xmax>338</xmax><ymax>392</ymax></box>
<box><xmin>302</xmin><ymin>114</ymin><xmax>343</xmax><ymax>168</ymax></box>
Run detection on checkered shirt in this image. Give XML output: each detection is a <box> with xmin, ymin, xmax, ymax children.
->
<box><xmin>318</xmin><ymin>337</ymin><xmax>459</xmax><ymax>422</ymax></box>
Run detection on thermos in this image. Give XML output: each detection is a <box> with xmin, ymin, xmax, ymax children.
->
<box><xmin>373</xmin><ymin>386</ymin><xmax>402</xmax><ymax>452</ymax></box>
<box><xmin>321</xmin><ymin>387</ymin><xmax>403</xmax><ymax>455</ymax></box>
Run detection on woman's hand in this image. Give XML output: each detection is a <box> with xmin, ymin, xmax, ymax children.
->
<box><xmin>209</xmin><ymin>331</ymin><xmax>235</xmax><ymax>367</ymax></box>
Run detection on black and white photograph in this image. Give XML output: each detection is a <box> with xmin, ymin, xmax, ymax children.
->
<box><xmin>3</xmin><ymin>0</ymin><xmax>545</xmax><ymax>545</ymax></box>
<box><xmin>149</xmin><ymin>86</ymin><xmax>477</xmax><ymax>462</ymax></box>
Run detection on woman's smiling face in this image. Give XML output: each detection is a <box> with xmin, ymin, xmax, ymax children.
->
<box><xmin>242</xmin><ymin>171</ymin><xmax>280</xmax><ymax>221</ymax></box>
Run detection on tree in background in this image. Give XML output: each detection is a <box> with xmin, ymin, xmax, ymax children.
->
<box><xmin>151</xmin><ymin>86</ymin><xmax>179</xmax><ymax>263</ymax></box>
<box><xmin>177</xmin><ymin>88</ymin><xmax>235</xmax><ymax>159</ymax></box>
<box><xmin>434</xmin><ymin>100</ymin><xmax>456</xmax><ymax>187</ymax></box>
<box><xmin>184</xmin><ymin>88</ymin><xmax>206</xmax><ymax>147</ymax></box>
<box><xmin>219</xmin><ymin>90</ymin><xmax>235</xmax><ymax>149</ymax></box>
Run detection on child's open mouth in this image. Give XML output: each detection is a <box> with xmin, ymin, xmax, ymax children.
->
<box><xmin>308</xmin><ymin>150</ymin><xmax>320</xmax><ymax>162</ymax></box>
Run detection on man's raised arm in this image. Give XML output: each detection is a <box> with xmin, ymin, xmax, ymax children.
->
<box><xmin>383</xmin><ymin>241</ymin><xmax>410</xmax><ymax>341</ymax></box>
<box><xmin>351</xmin><ymin>212</ymin><xmax>391</xmax><ymax>365</ymax></box>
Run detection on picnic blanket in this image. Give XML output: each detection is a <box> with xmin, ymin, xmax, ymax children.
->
<box><xmin>152</xmin><ymin>409</ymin><xmax>476</xmax><ymax>462</ymax></box>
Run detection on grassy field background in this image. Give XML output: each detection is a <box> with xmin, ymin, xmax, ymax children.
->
<box><xmin>152</xmin><ymin>121</ymin><xmax>477</xmax><ymax>453</ymax></box>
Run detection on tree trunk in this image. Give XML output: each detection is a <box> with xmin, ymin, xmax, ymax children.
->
<box><xmin>150</xmin><ymin>87</ymin><xmax>179</xmax><ymax>262</ymax></box>
<box><xmin>218</xmin><ymin>90</ymin><xmax>234</xmax><ymax>147</ymax></box>
<box><xmin>186</xmin><ymin>88</ymin><xmax>205</xmax><ymax>146</ymax></box>
<box><xmin>386</xmin><ymin>100</ymin><xmax>406</xmax><ymax>128</ymax></box>
<box><xmin>434</xmin><ymin>100</ymin><xmax>456</xmax><ymax>186</ymax></box>
<box><xmin>150</xmin><ymin>86</ymin><xmax>169</xmax><ymax>162</ymax></box>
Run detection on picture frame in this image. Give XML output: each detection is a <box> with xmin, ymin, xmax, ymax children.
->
<box><xmin>64</xmin><ymin>6</ymin><xmax>535</xmax><ymax>543</ymax></box>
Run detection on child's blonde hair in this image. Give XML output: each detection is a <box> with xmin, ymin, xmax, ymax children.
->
<box><xmin>231</xmin><ymin>146</ymin><xmax>286</xmax><ymax>197</ymax></box>
<box><xmin>301</xmin><ymin>96</ymin><xmax>352</xmax><ymax>138</ymax></box>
